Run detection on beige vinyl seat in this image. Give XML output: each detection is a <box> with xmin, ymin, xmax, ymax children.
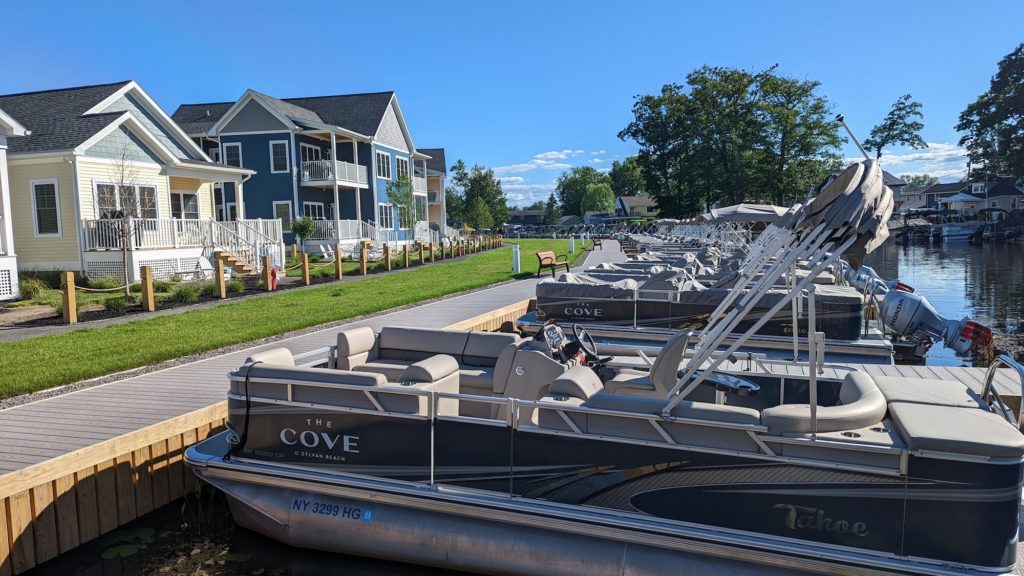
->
<box><xmin>761</xmin><ymin>371</ymin><xmax>887</xmax><ymax>435</ymax></box>
<box><xmin>604</xmin><ymin>330</ymin><xmax>691</xmax><ymax>397</ymax></box>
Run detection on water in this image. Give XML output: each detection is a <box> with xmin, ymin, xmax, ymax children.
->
<box><xmin>864</xmin><ymin>238</ymin><xmax>1024</xmax><ymax>365</ymax></box>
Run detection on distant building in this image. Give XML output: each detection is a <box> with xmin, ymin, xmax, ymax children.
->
<box><xmin>902</xmin><ymin>178</ymin><xmax>1023</xmax><ymax>213</ymax></box>
<box><xmin>615</xmin><ymin>195</ymin><xmax>659</xmax><ymax>218</ymax></box>
<box><xmin>507</xmin><ymin>209</ymin><xmax>545</xmax><ymax>225</ymax></box>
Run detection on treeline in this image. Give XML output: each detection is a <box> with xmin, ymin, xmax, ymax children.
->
<box><xmin>444</xmin><ymin>160</ymin><xmax>509</xmax><ymax>231</ymax></box>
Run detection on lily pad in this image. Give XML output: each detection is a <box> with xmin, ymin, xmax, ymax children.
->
<box><xmin>226</xmin><ymin>552</ymin><xmax>252</xmax><ymax>562</ymax></box>
<box><xmin>101</xmin><ymin>544</ymin><xmax>140</xmax><ymax>560</ymax></box>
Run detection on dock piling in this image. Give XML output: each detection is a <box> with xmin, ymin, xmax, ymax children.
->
<box><xmin>403</xmin><ymin>244</ymin><xmax>410</xmax><ymax>268</ymax></box>
<box><xmin>260</xmin><ymin>256</ymin><xmax>273</xmax><ymax>291</ymax></box>
<box><xmin>301</xmin><ymin>253</ymin><xmax>311</xmax><ymax>286</ymax></box>
<box><xmin>384</xmin><ymin>244</ymin><xmax>392</xmax><ymax>271</ymax></box>
<box><xmin>214</xmin><ymin>258</ymin><xmax>226</xmax><ymax>298</ymax></box>
<box><xmin>360</xmin><ymin>242</ymin><xmax>369</xmax><ymax>275</ymax></box>
<box><xmin>335</xmin><ymin>244</ymin><xmax>344</xmax><ymax>279</ymax></box>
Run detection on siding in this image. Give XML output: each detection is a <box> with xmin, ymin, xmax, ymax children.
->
<box><xmin>218</xmin><ymin>133</ymin><xmax>293</xmax><ymax>220</ymax></box>
<box><xmin>99</xmin><ymin>94</ymin><xmax>194</xmax><ymax>159</ymax></box>
<box><xmin>7</xmin><ymin>160</ymin><xmax>80</xmax><ymax>269</ymax></box>
<box><xmin>82</xmin><ymin>126</ymin><xmax>162</xmax><ymax>164</ymax></box>
<box><xmin>76</xmin><ymin>160</ymin><xmax>170</xmax><ymax>219</ymax></box>
<box><xmin>375</xmin><ymin>102</ymin><xmax>409</xmax><ymax>153</ymax></box>
<box><xmin>222</xmin><ymin>100</ymin><xmax>289</xmax><ymax>134</ymax></box>
<box><xmin>169</xmin><ymin>177</ymin><xmax>215</xmax><ymax>219</ymax></box>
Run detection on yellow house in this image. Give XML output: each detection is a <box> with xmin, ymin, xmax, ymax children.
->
<box><xmin>0</xmin><ymin>106</ymin><xmax>29</xmax><ymax>299</ymax></box>
<box><xmin>0</xmin><ymin>81</ymin><xmax>277</xmax><ymax>282</ymax></box>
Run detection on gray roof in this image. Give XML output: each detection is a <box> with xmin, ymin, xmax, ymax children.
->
<box><xmin>418</xmin><ymin>148</ymin><xmax>446</xmax><ymax>174</ymax></box>
<box><xmin>0</xmin><ymin>81</ymin><xmax>131</xmax><ymax>154</ymax></box>
<box><xmin>172</xmin><ymin>91</ymin><xmax>397</xmax><ymax>138</ymax></box>
<box><xmin>882</xmin><ymin>170</ymin><xmax>906</xmax><ymax>188</ymax></box>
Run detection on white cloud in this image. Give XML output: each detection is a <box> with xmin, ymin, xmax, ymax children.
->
<box><xmin>532</xmin><ymin>149</ymin><xmax>586</xmax><ymax>161</ymax></box>
<box><xmin>846</xmin><ymin>142</ymin><xmax>968</xmax><ymax>182</ymax></box>
<box><xmin>493</xmin><ymin>158</ymin><xmax>572</xmax><ymax>175</ymax></box>
<box><xmin>591</xmin><ymin>150</ymin><xmax>606</xmax><ymax>155</ymax></box>
<box><xmin>590</xmin><ymin>158</ymin><xmax>605</xmax><ymax>163</ymax></box>
<box><xmin>499</xmin><ymin>176</ymin><xmax>525</xmax><ymax>184</ymax></box>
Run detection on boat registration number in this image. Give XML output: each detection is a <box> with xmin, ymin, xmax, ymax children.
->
<box><xmin>291</xmin><ymin>497</ymin><xmax>374</xmax><ymax>522</ymax></box>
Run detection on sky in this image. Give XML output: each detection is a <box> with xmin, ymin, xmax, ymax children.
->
<box><xmin>2</xmin><ymin>0</ymin><xmax>1022</xmax><ymax>207</ymax></box>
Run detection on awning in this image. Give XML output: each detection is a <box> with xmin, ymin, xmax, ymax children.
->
<box><xmin>942</xmin><ymin>192</ymin><xmax>982</xmax><ymax>203</ymax></box>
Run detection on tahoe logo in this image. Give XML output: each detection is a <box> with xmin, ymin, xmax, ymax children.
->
<box><xmin>773</xmin><ymin>504</ymin><xmax>869</xmax><ymax>537</ymax></box>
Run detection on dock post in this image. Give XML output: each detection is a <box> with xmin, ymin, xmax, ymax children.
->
<box><xmin>418</xmin><ymin>241</ymin><xmax>425</xmax><ymax>265</ymax></box>
<box><xmin>214</xmin><ymin>258</ymin><xmax>226</xmax><ymax>298</ymax></box>
<box><xmin>384</xmin><ymin>244</ymin><xmax>392</xmax><ymax>271</ymax></box>
<box><xmin>361</xmin><ymin>242</ymin><xmax>369</xmax><ymax>275</ymax></box>
<box><xmin>61</xmin><ymin>271</ymin><xmax>77</xmax><ymax>324</ymax></box>
<box><xmin>140</xmin><ymin>266</ymin><xmax>156</xmax><ymax>312</ymax></box>
<box><xmin>335</xmin><ymin>244</ymin><xmax>344</xmax><ymax>280</ymax></box>
<box><xmin>403</xmin><ymin>244</ymin><xmax>410</xmax><ymax>268</ymax></box>
<box><xmin>301</xmin><ymin>253</ymin><xmax>311</xmax><ymax>286</ymax></box>
<box><xmin>261</xmin><ymin>256</ymin><xmax>272</xmax><ymax>291</ymax></box>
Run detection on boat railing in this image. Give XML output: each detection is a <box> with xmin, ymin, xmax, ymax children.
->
<box><xmin>981</xmin><ymin>354</ymin><xmax>1024</xmax><ymax>431</ymax></box>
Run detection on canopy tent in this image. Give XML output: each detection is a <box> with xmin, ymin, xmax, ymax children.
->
<box><xmin>704</xmin><ymin>203</ymin><xmax>789</xmax><ymax>224</ymax></box>
<box><xmin>942</xmin><ymin>192</ymin><xmax>983</xmax><ymax>203</ymax></box>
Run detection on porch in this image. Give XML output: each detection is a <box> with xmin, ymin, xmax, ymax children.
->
<box><xmin>300</xmin><ymin>160</ymin><xmax>369</xmax><ymax>188</ymax></box>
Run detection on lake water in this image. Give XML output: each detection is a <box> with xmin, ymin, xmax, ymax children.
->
<box><xmin>863</xmin><ymin>238</ymin><xmax>1024</xmax><ymax>366</ymax></box>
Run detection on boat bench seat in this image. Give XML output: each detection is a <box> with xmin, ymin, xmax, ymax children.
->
<box><xmin>888</xmin><ymin>402</ymin><xmax>1024</xmax><ymax>458</ymax></box>
<box><xmin>761</xmin><ymin>372</ymin><xmax>887</xmax><ymax>435</ymax></box>
<box><xmin>869</xmin><ymin>374</ymin><xmax>988</xmax><ymax>409</ymax></box>
<box><xmin>233</xmin><ymin>348</ymin><xmax>456</xmax><ymax>415</ymax></box>
<box><xmin>335</xmin><ymin>326</ymin><xmax>520</xmax><ymax>397</ymax></box>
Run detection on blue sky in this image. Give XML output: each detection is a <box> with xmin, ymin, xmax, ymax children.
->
<box><xmin>3</xmin><ymin>0</ymin><xmax>1022</xmax><ymax>206</ymax></box>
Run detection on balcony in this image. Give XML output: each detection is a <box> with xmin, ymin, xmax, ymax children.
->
<box><xmin>413</xmin><ymin>176</ymin><xmax>427</xmax><ymax>194</ymax></box>
<box><xmin>82</xmin><ymin>218</ymin><xmax>283</xmax><ymax>251</ymax></box>
<box><xmin>428</xmin><ymin>190</ymin><xmax>441</xmax><ymax>204</ymax></box>
<box><xmin>301</xmin><ymin>160</ymin><xmax>369</xmax><ymax>188</ymax></box>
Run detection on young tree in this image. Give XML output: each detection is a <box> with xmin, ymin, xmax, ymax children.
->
<box><xmin>608</xmin><ymin>156</ymin><xmax>646</xmax><ymax>197</ymax></box>
<box><xmin>956</xmin><ymin>43</ymin><xmax>1024</xmax><ymax>178</ymax></box>
<box><xmin>863</xmin><ymin>94</ymin><xmax>927</xmax><ymax>159</ymax></box>
<box><xmin>543</xmin><ymin>193</ymin><xmax>561</xmax><ymax>224</ymax></box>
<box><xmin>580</xmin><ymin>182</ymin><xmax>615</xmax><ymax>213</ymax></box>
<box><xmin>466</xmin><ymin>196</ymin><xmax>493</xmax><ymax>230</ymax></box>
<box><xmin>386</xmin><ymin>175</ymin><xmax>416</xmax><ymax>229</ymax></box>
<box><xmin>555</xmin><ymin>166</ymin><xmax>611</xmax><ymax>216</ymax></box>
<box><xmin>448</xmin><ymin>160</ymin><xmax>509</xmax><ymax>227</ymax></box>
<box><xmin>290</xmin><ymin>216</ymin><xmax>317</xmax><ymax>247</ymax></box>
<box><xmin>99</xmin><ymin>144</ymin><xmax>158</xmax><ymax>298</ymax></box>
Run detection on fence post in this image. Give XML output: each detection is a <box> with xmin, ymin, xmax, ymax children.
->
<box><xmin>335</xmin><ymin>243</ymin><xmax>344</xmax><ymax>280</ymax></box>
<box><xmin>403</xmin><ymin>244</ymin><xmax>410</xmax><ymax>268</ymax></box>
<box><xmin>291</xmin><ymin>243</ymin><xmax>298</xmax><ymax>259</ymax></box>
<box><xmin>261</xmin><ymin>256</ymin><xmax>273</xmax><ymax>291</ymax></box>
<box><xmin>140</xmin><ymin>265</ymin><xmax>156</xmax><ymax>312</ymax></box>
<box><xmin>214</xmin><ymin>257</ymin><xmax>226</xmax><ymax>298</ymax></box>
<box><xmin>61</xmin><ymin>271</ymin><xmax>77</xmax><ymax>325</ymax></box>
<box><xmin>384</xmin><ymin>244</ymin><xmax>392</xmax><ymax>271</ymax></box>
<box><xmin>301</xmin><ymin>252</ymin><xmax>311</xmax><ymax>286</ymax></box>
<box><xmin>418</xmin><ymin>241</ymin><xmax>425</xmax><ymax>265</ymax></box>
<box><xmin>429</xmin><ymin>243</ymin><xmax>435</xmax><ymax>262</ymax></box>
<box><xmin>360</xmin><ymin>241</ymin><xmax>369</xmax><ymax>275</ymax></box>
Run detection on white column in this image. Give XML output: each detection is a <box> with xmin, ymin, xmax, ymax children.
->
<box><xmin>353</xmin><ymin>139</ymin><xmax>362</xmax><ymax>223</ymax></box>
<box><xmin>331</xmin><ymin>132</ymin><xmax>341</xmax><ymax>240</ymax></box>
<box><xmin>0</xmin><ymin>142</ymin><xmax>14</xmax><ymax>256</ymax></box>
<box><xmin>236</xmin><ymin>178</ymin><xmax>245</xmax><ymax>220</ymax></box>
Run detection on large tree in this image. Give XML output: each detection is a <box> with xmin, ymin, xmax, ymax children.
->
<box><xmin>523</xmin><ymin>200</ymin><xmax>545</xmax><ymax>210</ymax></box>
<box><xmin>555</xmin><ymin>166</ymin><xmax>610</xmax><ymax>216</ymax></box>
<box><xmin>581</xmin><ymin>182</ymin><xmax>615</xmax><ymax>213</ymax></box>
<box><xmin>608</xmin><ymin>156</ymin><xmax>646</xmax><ymax>197</ymax></box>
<box><xmin>956</xmin><ymin>43</ymin><xmax>1024</xmax><ymax>179</ymax></box>
<box><xmin>863</xmin><ymin>94</ymin><xmax>927</xmax><ymax>159</ymax></box>
<box><xmin>900</xmin><ymin>174</ymin><xmax>938</xmax><ymax>191</ymax></box>
<box><xmin>619</xmin><ymin>65</ymin><xmax>843</xmax><ymax>216</ymax></box>
<box><xmin>543</xmin><ymin>193</ymin><xmax>561</xmax><ymax>224</ymax></box>
<box><xmin>448</xmin><ymin>160</ymin><xmax>509</xmax><ymax>227</ymax></box>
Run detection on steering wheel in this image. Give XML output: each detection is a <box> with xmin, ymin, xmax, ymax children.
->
<box><xmin>572</xmin><ymin>324</ymin><xmax>600</xmax><ymax>361</ymax></box>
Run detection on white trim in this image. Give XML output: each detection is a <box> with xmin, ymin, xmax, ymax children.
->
<box><xmin>170</xmin><ymin>190</ymin><xmax>201</xmax><ymax>219</ymax></box>
<box><xmin>209</xmin><ymin>91</ymin><xmax>297</xmax><ymax>136</ymax></box>
<box><xmin>272</xmin><ymin>200</ymin><xmax>293</xmax><ymax>232</ymax></box>
<box><xmin>221</xmin><ymin>142</ymin><xmax>243</xmax><ymax>169</ymax></box>
<box><xmin>218</xmin><ymin>130</ymin><xmax>292</xmax><ymax>136</ymax></box>
<box><xmin>375</xmin><ymin>150</ymin><xmax>392</xmax><ymax>180</ymax></box>
<box><xmin>377</xmin><ymin>202</ymin><xmax>394</xmax><ymax>229</ymax></box>
<box><xmin>371</xmin><ymin>142</ymin><xmax>414</xmax><ymax>155</ymax></box>
<box><xmin>269</xmin><ymin>140</ymin><xmax>290</xmax><ymax>174</ymax></box>
<box><xmin>82</xmin><ymin>81</ymin><xmax>209</xmax><ymax>161</ymax></box>
<box><xmin>91</xmin><ymin>180</ymin><xmax>161</xmax><ymax>219</ymax></box>
<box><xmin>225</xmin><ymin>202</ymin><xmax>238</xmax><ymax>221</ymax></box>
<box><xmin>302</xmin><ymin>201</ymin><xmax>326</xmax><ymax>220</ymax></box>
<box><xmin>299</xmin><ymin>142</ymin><xmax>322</xmax><ymax>162</ymax></box>
<box><xmin>0</xmin><ymin>108</ymin><xmax>28</xmax><ymax>137</ymax></box>
<box><xmin>30</xmin><ymin>178</ymin><xmax>62</xmax><ymax>237</ymax></box>
<box><xmin>396</xmin><ymin>156</ymin><xmax>410</xmax><ymax>180</ymax></box>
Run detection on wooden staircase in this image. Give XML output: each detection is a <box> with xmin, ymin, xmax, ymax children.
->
<box><xmin>214</xmin><ymin>250</ymin><xmax>255</xmax><ymax>275</ymax></box>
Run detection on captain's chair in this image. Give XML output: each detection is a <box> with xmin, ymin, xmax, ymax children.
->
<box><xmin>604</xmin><ymin>330</ymin><xmax>691</xmax><ymax>397</ymax></box>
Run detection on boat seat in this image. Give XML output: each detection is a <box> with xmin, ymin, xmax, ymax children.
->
<box><xmin>356</xmin><ymin>359</ymin><xmax>416</xmax><ymax>382</ymax></box>
<box><xmin>888</xmin><ymin>402</ymin><xmax>1024</xmax><ymax>458</ymax></box>
<box><xmin>244</xmin><ymin>347</ymin><xmax>296</xmax><ymax>366</ymax></box>
<box><xmin>603</xmin><ymin>329</ymin><xmax>692</xmax><ymax>397</ymax></box>
<box><xmin>761</xmin><ymin>372</ymin><xmax>887</xmax><ymax>435</ymax></box>
<box><xmin>867</xmin><ymin>374</ymin><xmax>988</xmax><ymax>410</ymax></box>
<box><xmin>537</xmin><ymin>366</ymin><xmax>605</xmax><ymax>429</ymax></box>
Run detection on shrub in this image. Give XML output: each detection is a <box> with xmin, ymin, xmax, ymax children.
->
<box><xmin>104</xmin><ymin>296</ymin><xmax>129</xmax><ymax>314</ymax></box>
<box><xmin>169</xmin><ymin>285</ymin><xmax>199</xmax><ymax>304</ymax></box>
<box><xmin>18</xmin><ymin>277</ymin><xmax>48</xmax><ymax>300</ymax></box>
<box><xmin>198</xmin><ymin>282</ymin><xmax>217</xmax><ymax>297</ymax></box>
<box><xmin>226</xmin><ymin>280</ymin><xmax>246</xmax><ymax>294</ymax></box>
<box><xmin>153</xmin><ymin>280</ymin><xmax>172</xmax><ymax>293</ymax></box>
<box><xmin>169</xmin><ymin>274</ymin><xmax>183</xmax><ymax>283</ymax></box>
<box><xmin>291</xmin><ymin>216</ymin><xmax>317</xmax><ymax>244</ymax></box>
<box><xmin>129</xmin><ymin>283</ymin><xmax>142</xmax><ymax>293</ymax></box>
<box><xmin>88</xmin><ymin>276</ymin><xmax>121</xmax><ymax>290</ymax></box>
<box><xmin>45</xmin><ymin>294</ymin><xmax>63</xmax><ymax>316</ymax></box>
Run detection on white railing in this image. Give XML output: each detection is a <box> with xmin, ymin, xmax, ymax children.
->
<box><xmin>428</xmin><ymin>190</ymin><xmax>442</xmax><ymax>204</ymax></box>
<box><xmin>301</xmin><ymin>160</ymin><xmax>368</xmax><ymax>186</ymax></box>
<box><xmin>442</xmin><ymin>224</ymin><xmax>463</xmax><ymax>240</ymax></box>
<box><xmin>362</xmin><ymin>220</ymin><xmax>399</xmax><ymax>246</ymax></box>
<box><xmin>309</xmin><ymin>219</ymin><xmax>364</xmax><ymax>241</ymax></box>
<box><xmin>222</xmin><ymin>219</ymin><xmax>286</xmax><ymax>270</ymax></box>
<box><xmin>414</xmin><ymin>221</ymin><xmax>441</xmax><ymax>246</ymax></box>
<box><xmin>413</xmin><ymin>176</ymin><xmax>427</xmax><ymax>194</ymax></box>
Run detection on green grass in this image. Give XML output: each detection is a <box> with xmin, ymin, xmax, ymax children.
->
<box><xmin>0</xmin><ymin>240</ymin><xmax>587</xmax><ymax>398</ymax></box>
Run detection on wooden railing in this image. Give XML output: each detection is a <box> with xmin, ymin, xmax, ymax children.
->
<box><xmin>300</xmin><ymin>160</ymin><xmax>368</xmax><ymax>186</ymax></box>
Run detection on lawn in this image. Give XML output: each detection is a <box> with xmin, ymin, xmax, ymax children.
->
<box><xmin>0</xmin><ymin>239</ymin><xmax>588</xmax><ymax>398</ymax></box>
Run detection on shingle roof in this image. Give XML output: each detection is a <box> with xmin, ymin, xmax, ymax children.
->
<box><xmin>173</xmin><ymin>91</ymin><xmax>397</xmax><ymax>138</ymax></box>
<box><xmin>170</xmin><ymin>101</ymin><xmax>234</xmax><ymax>136</ymax></box>
<box><xmin>882</xmin><ymin>170</ymin><xmax>905</xmax><ymax>188</ymax></box>
<box><xmin>618</xmin><ymin>196</ymin><xmax>658</xmax><ymax>207</ymax></box>
<box><xmin>0</xmin><ymin>81</ymin><xmax>131</xmax><ymax>154</ymax></box>
<box><xmin>920</xmin><ymin>182</ymin><xmax>967</xmax><ymax>195</ymax></box>
<box><xmin>418</xmin><ymin>148</ymin><xmax>446</xmax><ymax>174</ymax></box>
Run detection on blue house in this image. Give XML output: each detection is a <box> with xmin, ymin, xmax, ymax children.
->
<box><xmin>172</xmin><ymin>90</ymin><xmax>445</xmax><ymax>246</ymax></box>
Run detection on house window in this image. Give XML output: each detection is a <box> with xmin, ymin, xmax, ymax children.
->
<box><xmin>31</xmin><ymin>179</ymin><xmax>61</xmax><ymax>236</ymax></box>
<box><xmin>300</xmin><ymin>143</ymin><xmax>322</xmax><ymax>163</ymax></box>
<box><xmin>171</xmin><ymin>193</ymin><xmax>200</xmax><ymax>220</ymax></box>
<box><xmin>303</xmin><ymin>201</ymin><xmax>325</xmax><ymax>220</ymax></box>
<box><xmin>377</xmin><ymin>203</ymin><xmax>394</xmax><ymax>229</ymax></box>
<box><xmin>208</xmin><ymin>148</ymin><xmax>220</xmax><ymax>163</ymax></box>
<box><xmin>223</xmin><ymin>143</ymin><xmax>242</xmax><ymax>167</ymax></box>
<box><xmin>226</xmin><ymin>203</ymin><xmax>238</xmax><ymax>221</ymax></box>
<box><xmin>376</xmin><ymin>151</ymin><xmax>391</xmax><ymax>179</ymax></box>
<box><xmin>972</xmin><ymin>183</ymin><xmax>986</xmax><ymax>196</ymax></box>
<box><xmin>269</xmin><ymin>140</ymin><xmax>289</xmax><ymax>173</ymax></box>
<box><xmin>397</xmin><ymin>205</ymin><xmax>413</xmax><ymax>229</ymax></box>
<box><xmin>273</xmin><ymin>201</ymin><xmax>293</xmax><ymax>232</ymax></box>
<box><xmin>396</xmin><ymin>157</ymin><xmax>409</xmax><ymax>180</ymax></box>
<box><xmin>96</xmin><ymin>182</ymin><xmax>158</xmax><ymax>219</ymax></box>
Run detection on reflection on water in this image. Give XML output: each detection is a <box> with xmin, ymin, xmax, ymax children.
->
<box><xmin>864</xmin><ymin>239</ymin><xmax>1024</xmax><ymax>365</ymax></box>
<box><xmin>25</xmin><ymin>489</ymin><xmax>458</xmax><ymax>576</ymax></box>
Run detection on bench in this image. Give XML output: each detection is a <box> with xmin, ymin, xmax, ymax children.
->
<box><xmin>536</xmin><ymin>250</ymin><xmax>570</xmax><ymax>277</ymax></box>
<box><xmin>591</xmin><ymin>238</ymin><xmax>603</xmax><ymax>250</ymax></box>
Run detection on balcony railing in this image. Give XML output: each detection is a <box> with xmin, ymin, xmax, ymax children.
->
<box><xmin>309</xmin><ymin>219</ymin><xmax>364</xmax><ymax>241</ymax></box>
<box><xmin>82</xmin><ymin>218</ymin><xmax>283</xmax><ymax>251</ymax></box>
<box><xmin>413</xmin><ymin>176</ymin><xmax>427</xmax><ymax>194</ymax></box>
<box><xmin>301</xmin><ymin>160</ymin><xmax>369</xmax><ymax>186</ymax></box>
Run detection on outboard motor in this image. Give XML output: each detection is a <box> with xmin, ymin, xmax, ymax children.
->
<box><xmin>842</xmin><ymin>264</ymin><xmax>913</xmax><ymax>295</ymax></box>
<box><xmin>880</xmin><ymin>289</ymin><xmax>992</xmax><ymax>356</ymax></box>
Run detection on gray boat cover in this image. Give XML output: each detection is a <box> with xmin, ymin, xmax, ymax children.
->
<box><xmin>537</xmin><ymin>273</ymin><xmax>638</xmax><ymax>299</ymax></box>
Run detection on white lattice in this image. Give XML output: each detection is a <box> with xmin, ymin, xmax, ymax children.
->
<box><xmin>138</xmin><ymin>259</ymin><xmax>179</xmax><ymax>279</ymax></box>
<box><xmin>178</xmin><ymin>257</ymin><xmax>201</xmax><ymax>271</ymax></box>
<box><xmin>0</xmin><ymin>270</ymin><xmax>12</xmax><ymax>297</ymax></box>
<box><xmin>86</xmin><ymin>261</ymin><xmax>126</xmax><ymax>279</ymax></box>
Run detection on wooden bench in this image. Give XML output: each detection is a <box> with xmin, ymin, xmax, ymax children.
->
<box><xmin>591</xmin><ymin>237</ymin><xmax>604</xmax><ymax>250</ymax></box>
<box><xmin>537</xmin><ymin>250</ymin><xmax>570</xmax><ymax>277</ymax></box>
